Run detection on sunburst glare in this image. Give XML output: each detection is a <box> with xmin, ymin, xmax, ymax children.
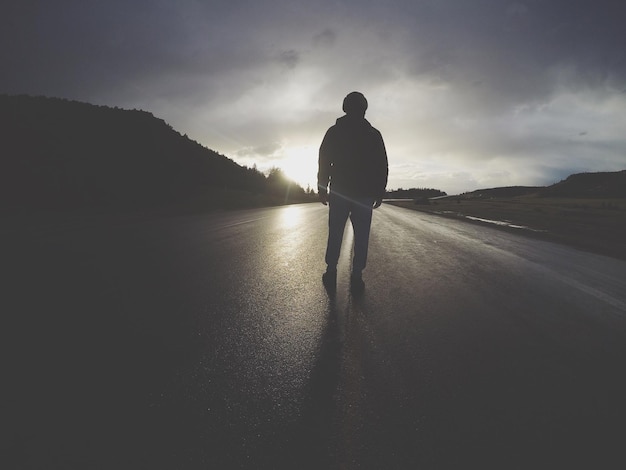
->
<box><xmin>279</xmin><ymin>146</ymin><xmax>317</xmax><ymax>191</ymax></box>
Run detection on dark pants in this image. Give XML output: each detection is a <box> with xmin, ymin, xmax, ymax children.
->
<box><xmin>325</xmin><ymin>192</ymin><xmax>374</xmax><ymax>274</ymax></box>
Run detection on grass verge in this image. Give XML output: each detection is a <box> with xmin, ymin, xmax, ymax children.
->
<box><xmin>387</xmin><ymin>196</ymin><xmax>626</xmax><ymax>261</ymax></box>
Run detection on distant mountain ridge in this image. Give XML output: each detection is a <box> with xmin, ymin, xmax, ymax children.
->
<box><xmin>0</xmin><ymin>94</ymin><xmax>309</xmax><ymax>212</ymax></box>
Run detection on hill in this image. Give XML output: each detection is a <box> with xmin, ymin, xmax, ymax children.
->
<box><xmin>540</xmin><ymin>170</ymin><xmax>626</xmax><ymax>198</ymax></box>
<box><xmin>0</xmin><ymin>94</ymin><xmax>311</xmax><ymax>212</ymax></box>
<box><xmin>461</xmin><ymin>186</ymin><xmax>542</xmax><ymax>199</ymax></box>
<box><xmin>458</xmin><ymin>171</ymin><xmax>626</xmax><ymax>200</ymax></box>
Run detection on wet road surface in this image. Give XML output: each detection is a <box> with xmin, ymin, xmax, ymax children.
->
<box><xmin>3</xmin><ymin>203</ymin><xmax>626</xmax><ymax>468</ymax></box>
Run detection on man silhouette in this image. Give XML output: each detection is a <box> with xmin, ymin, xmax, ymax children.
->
<box><xmin>318</xmin><ymin>91</ymin><xmax>388</xmax><ymax>292</ymax></box>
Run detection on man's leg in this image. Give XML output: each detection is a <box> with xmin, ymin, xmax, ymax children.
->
<box><xmin>349</xmin><ymin>198</ymin><xmax>374</xmax><ymax>275</ymax></box>
<box><xmin>325</xmin><ymin>192</ymin><xmax>350</xmax><ymax>271</ymax></box>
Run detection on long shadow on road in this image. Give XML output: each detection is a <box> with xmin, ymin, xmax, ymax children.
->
<box><xmin>283</xmin><ymin>294</ymin><xmax>343</xmax><ymax>469</ymax></box>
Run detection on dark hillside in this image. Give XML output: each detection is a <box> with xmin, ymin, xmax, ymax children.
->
<box><xmin>540</xmin><ymin>170</ymin><xmax>626</xmax><ymax>198</ymax></box>
<box><xmin>457</xmin><ymin>171</ymin><xmax>626</xmax><ymax>200</ymax></box>
<box><xmin>0</xmin><ymin>95</ymin><xmax>305</xmax><ymax>212</ymax></box>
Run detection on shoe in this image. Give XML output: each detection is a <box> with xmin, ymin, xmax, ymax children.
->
<box><xmin>350</xmin><ymin>273</ymin><xmax>365</xmax><ymax>293</ymax></box>
<box><xmin>322</xmin><ymin>270</ymin><xmax>337</xmax><ymax>289</ymax></box>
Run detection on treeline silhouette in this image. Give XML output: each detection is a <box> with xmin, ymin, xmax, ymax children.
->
<box><xmin>0</xmin><ymin>94</ymin><xmax>314</xmax><ymax>212</ymax></box>
<box><xmin>386</xmin><ymin>188</ymin><xmax>447</xmax><ymax>199</ymax></box>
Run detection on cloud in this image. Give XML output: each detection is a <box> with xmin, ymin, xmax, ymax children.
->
<box><xmin>278</xmin><ymin>50</ymin><xmax>300</xmax><ymax>69</ymax></box>
<box><xmin>236</xmin><ymin>142</ymin><xmax>284</xmax><ymax>163</ymax></box>
<box><xmin>312</xmin><ymin>28</ymin><xmax>337</xmax><ymax>48</ymax></box>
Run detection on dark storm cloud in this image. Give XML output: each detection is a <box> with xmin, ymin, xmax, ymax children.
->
<box><xmin>2</xmin><ymin>1</ymin><xmax>172</xmax><ymax>96</ymax></box>
<box><xmin>402</xmin><ymin>0</ymin><xmax>626</xmax><ymax>106</ymax></box>
<box><xmin>4</xmin><ymin>0</ymin><xmax>626</xmax><ymax>97</ymax></box>
<box><xmin>2</xmin><ymin>0</ymin><xmax>268</xmax><ymax>100</ymax></box>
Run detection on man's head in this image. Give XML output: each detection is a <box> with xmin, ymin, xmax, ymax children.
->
<box><xmin>342</xmin><ymin>91</ymin><xmax>368</xmax><ymax>116</ymax></box>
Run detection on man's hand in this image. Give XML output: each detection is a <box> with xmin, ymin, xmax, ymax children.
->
<box><xmin>319</xmin><ymin>191</ymin><xmax>329</xmax><ymax>206</ymax></box>
<box><xmin>373</xmin><ymin>198</ymin><xmax>383</xmax><ymax>209</ymax></box>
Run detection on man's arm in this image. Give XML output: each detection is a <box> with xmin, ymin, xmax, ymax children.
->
<box><xmin>317</xmin><ymin>128</ymin><xmax>334</xmax><ymax>205</ymax></box>
<box><xmin>373</xmin><ymin>130</ymin><xmax>388</xmax><ymax>208</ymax></box>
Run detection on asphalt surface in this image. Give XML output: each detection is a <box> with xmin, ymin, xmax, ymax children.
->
<box><xmin>3</xmin><ymin>203</ymin><xmax>626</xmax><ymax>469</ymax></box>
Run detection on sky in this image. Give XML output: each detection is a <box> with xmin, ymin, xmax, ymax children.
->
<box><xmin>2</xmin><ymin>0</ymin><xmax>626</xmax><ymax>194</ymax></box>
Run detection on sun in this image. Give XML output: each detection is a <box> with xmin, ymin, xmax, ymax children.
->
<box><xmin>280</xmin><ymin>146</ymin><xmax>318</xmax><ymax>191</ymax></box>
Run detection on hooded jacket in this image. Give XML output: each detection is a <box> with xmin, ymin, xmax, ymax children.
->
<box><xmin>317</xmin><ymin>115</ymin><xmax>388</xmax><ymax>199</ymax></box>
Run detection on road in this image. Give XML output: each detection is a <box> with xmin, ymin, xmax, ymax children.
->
<box><xmin>3</xmin><ymin>203</ymin><xmax>626</xmax><ymax>469</ymax></box>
